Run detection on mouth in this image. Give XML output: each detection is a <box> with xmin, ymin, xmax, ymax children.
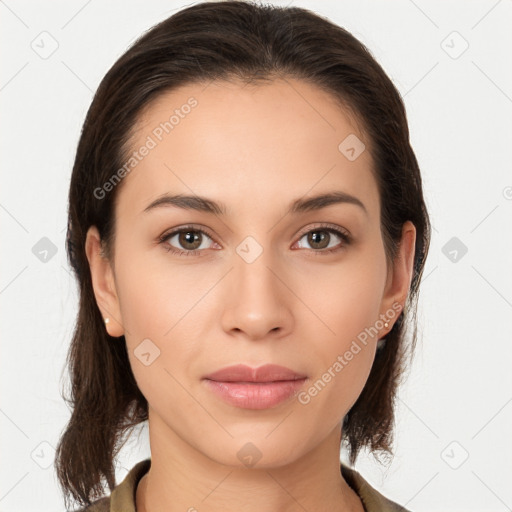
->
<box><xmin>202</xmin><ymin>364</ymin><xmax>308</xmax><ymax>410</ymax></box>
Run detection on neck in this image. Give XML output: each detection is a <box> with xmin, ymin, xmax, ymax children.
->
<box><xmin>136</xmin><ymin>410</ymin><xmax>364</xmax><ymax>512</ymax></box>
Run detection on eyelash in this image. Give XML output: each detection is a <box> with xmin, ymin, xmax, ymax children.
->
<box><xmin>157</xmin><ymin>223</ymin><xmax>351</xmax><ymax>257</ymax></box>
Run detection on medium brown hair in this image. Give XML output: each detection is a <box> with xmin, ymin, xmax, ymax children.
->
<box><xmin>55</xmin><ymin>1</ymin><xmax>431</xmax><ymax>508</ymax></box>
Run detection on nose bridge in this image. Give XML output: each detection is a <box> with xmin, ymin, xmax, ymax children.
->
<box><xmin>221</xmin><ymin>236</ymin><xmax>293</xmax><ymax>339</ymax></box>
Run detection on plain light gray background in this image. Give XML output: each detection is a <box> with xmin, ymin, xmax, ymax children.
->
<box><xmin>1</xmin><ymin>1</ymin><xmax>511</xmax><ymax>511</ymax></box>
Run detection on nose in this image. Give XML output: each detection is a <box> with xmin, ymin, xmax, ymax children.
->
<box><xmin>220</xmin><ymin>247</ymin><xmax>294</xmax><ymax>341</ymax></box>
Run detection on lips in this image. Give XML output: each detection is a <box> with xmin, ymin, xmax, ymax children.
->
<box><xmin>202</xmin><ymin>364</ymin><xmax>308</xmax><ymax>409</ymax></box>
<box><xmin>203</xmin><ymin>364</ymin><xmax>307</xmax><ymax>383</ymax></box>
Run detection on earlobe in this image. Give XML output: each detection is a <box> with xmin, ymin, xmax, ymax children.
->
<box><xmin>85</xmin><ymin>226</ymin><xmax>125</xmax><ymax>337</ymax></box>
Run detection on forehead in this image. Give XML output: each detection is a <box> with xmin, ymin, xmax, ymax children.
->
<box><xmin>115</xmin><ymin>77</ymin><xmax>378</xmax><ymax>221</ymax></box>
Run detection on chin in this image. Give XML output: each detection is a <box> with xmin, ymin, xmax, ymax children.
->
<box><xmin>200</xmin><ymin>432</ymin><xmax>310</xmax><ymax>471</ymax></box>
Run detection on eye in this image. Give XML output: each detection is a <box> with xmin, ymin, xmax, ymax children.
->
<box><xmin>158</xmin><ymin>225</ymin><xmax>218</xmax><ymax>256</ymax></box>
<box><xmin>293</xmin><ymin>224</ymin><xmax>351</xmax><ymax>255</ymax></box>
<box><xmin>158</xmin><ymin>223</ymin><xmax>351</xmax><ymax>257</ymax></box>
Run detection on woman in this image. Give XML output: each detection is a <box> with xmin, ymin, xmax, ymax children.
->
<box><xmin>55</xmin><ymin>1</ymin><xmax>431</xmax><ymax>511</ymax></box>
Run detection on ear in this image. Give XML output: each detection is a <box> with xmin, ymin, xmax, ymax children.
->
<box><xmin>379</xmin><ymin>220</ymin><xmax>416</xmax><ymax>335</ymax></box>
<box><xmin>85</xmin><ymin>225</ymin><xmax>124</xmax><ymax>337</ymax></box>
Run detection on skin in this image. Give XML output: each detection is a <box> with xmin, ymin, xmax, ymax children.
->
<box><xmin>86</xmin><ymin>77</ymin><xmax>416</xmax><ymax>512</ymax></box>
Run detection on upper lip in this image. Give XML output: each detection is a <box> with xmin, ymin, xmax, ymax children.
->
<box><xmin>204</xmin><ymin>364</ymin><xmax>307</xmax><ymax>383</ymax></box>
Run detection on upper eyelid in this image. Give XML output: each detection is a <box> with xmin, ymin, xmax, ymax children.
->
<box><xmin>295</xmin><ymin>222</ymin><xmax>350</xmax><ymax>238</ymax></box>
<box><xmin>161</xmin><ymin>224</ymin><xmax>216</xmax><ymax>243</ymax></box>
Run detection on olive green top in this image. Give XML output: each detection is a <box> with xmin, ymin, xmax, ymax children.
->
<box><xmin>77</xmin><ymin>458</ymin><xmax>410</xmax><ymax>512</ymax></box>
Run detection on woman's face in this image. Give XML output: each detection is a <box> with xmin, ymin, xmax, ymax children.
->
<box><xmin>87</xmin><ymin>78</ymin><xmax>414</xmax><ymax>468</ymax></box>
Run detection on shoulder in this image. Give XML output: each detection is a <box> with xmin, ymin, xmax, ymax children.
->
<box><xmin>73</xmin><ymin>496</ymin><xmax>110</xmax><ymax>512</ymax></box>
<box><xmin>69</xmin><ymin>459</ymin><xmax>151</xmax><ymax>512</ymax></box>
<box><xmin>341</xmin><ymin>463</ymin><xmax>411</xmax><ymax>512</ymax></box>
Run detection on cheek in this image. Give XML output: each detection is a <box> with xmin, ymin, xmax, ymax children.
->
<box><xmin>303</xmin><ymin>244</ymin><xmax>388</xmax><ymax>346</ymax></box>
<box><xmin>114</xmin><ymin>243</ymin><xmax>205</xmax><ymax>338</ymax></box>
<box><xmin>114</xmin><ymin>248</ymin><xmax>221</xmax><ymax>395</ymax></box>
<box><xmin>296</xmin><ymin>284</ymin><xmax>380</xmax><ymax>429</ymax></box>
<box><xmin>293</xmin><ymin>246</ymin><xmax>386</xmax><ymax>415</ymax></box>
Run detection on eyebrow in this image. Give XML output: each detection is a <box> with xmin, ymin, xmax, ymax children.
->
<box><xmin>142</xmin><ymin>191</ymin><xmax>367</xmax><ymax>216</ymax></box>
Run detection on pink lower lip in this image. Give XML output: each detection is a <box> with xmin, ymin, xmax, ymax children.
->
<box><xmin>203</xmin><ymin>378</ymin><xmax>307</xmax><ymax>409</ymax></box>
